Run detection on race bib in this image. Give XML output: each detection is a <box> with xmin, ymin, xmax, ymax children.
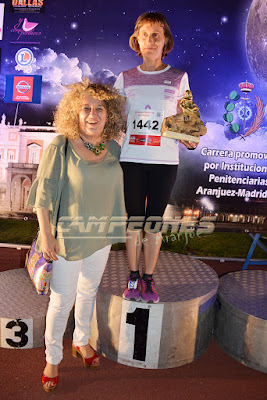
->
<box><xmin>129</xmin><ymin>109</ymin><xmax>164</xmax><ymax>146</ymax></box>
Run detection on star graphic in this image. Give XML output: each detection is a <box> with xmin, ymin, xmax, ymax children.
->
<box><xmin>221</xmin><ymin>16</ymin><xmax>228</xmax><ymax>24</ymax></box>
<box><xmin>71</xmin><ymin>22</ymin><xmax>78</xmax><ymax>30</ymax></box>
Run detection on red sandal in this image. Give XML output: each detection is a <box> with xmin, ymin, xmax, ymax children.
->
<box><xmin>42</xmin><ymin>374</ymin><xmax>59</xmax><ymax>393</ymax></box>
<box><xmin>72</xmin><ymin>344</ymin><xmax>100</xmax><ymax>368</ymax></box>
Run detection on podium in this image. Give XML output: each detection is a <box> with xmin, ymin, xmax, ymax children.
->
<box><xmin>90</xmin><ymin>251</ymin><xmax>219</xmax><ymax>369</ymax></box>
<box><xmin>214</xmin><ymin>270</ymin><xmax>267</xmax><ymax>373</ymax></box>
<box><xmin>0</xmin><ymin>251</ymin><xmax>221</xmax><ymax>369</ymax></box>
<box><xmin>0</xmin><ymin>269</ymin><xmax>74</xmax><ymax>349</ymax></box>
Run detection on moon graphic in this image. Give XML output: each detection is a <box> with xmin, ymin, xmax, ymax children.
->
<box><xmin>246</xmin><ymin>0</ymin><xmax>267</xmax><ymax>85</ymax></box>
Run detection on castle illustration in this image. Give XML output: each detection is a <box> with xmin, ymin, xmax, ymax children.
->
<box><xmin>0</xmin><ymin>114</ymin><xmax>57</xmax><ymax>213</ymax></box>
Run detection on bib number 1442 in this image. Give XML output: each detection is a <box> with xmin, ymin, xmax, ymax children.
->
<box><xmin>133</xmin><ymin>119</ymin><xmax>159</xmax><ymax>131</ymax></box>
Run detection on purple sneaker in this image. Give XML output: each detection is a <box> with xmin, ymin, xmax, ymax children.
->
<box><xmin>141</xmin><ymin>277</ymin><xmax>159</xmax><ymax>303</ymax></box>
<box><xmin>123</xmin><ymin>277</ymin><xmax>141</xmax><ymax>301</ymax></box>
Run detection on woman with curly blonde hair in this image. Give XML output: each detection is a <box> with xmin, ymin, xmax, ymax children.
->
<box><xmin>54</xmin><ymin>78</ymin><xmax>125</xmax><ymax>141</ymax></box>
<box><xmin>27</xmin><ymin>79</ymin><xmax>126</xmax><ymax>392</ymax></box>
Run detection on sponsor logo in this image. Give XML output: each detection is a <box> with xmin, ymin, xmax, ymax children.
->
<box><xmin>10</xmin><ymin>0</ymin><xmax>45</xmax><ymax>14</ymax></box>
<box><xmin>16</xmin><ymin>80</ymin><xmax>31</xmax><ymax>93</ymax></box>
<box><xmin>10</xmin><ymin>18</ymin><xmax>41</xmax><ymax>43</ymax></box>
<box><xmin>164</xmin><ymin>80</ymin><xmax>172</xmax><ymax>84</ymax></box>
<box><xmin>223</xmin><ymin>82</ymin><xmax>265</xmax><ymax>141</ymax></box>
<box><xmin>15</xmin><ymin>48</ymin><xmax>34</xmax><ymax>73</ymax></box>
<box><xmin>0</xmin><ymin>3</ymin><xmax>5</xmax><ymax>41</ymax></box>
<box><xmin>22</xmin><ymin>17</ymin><xmax>38</xmax><ymax>31</ymax></box>
<box><xmin>12</xmin><ymin>75</ymin><xmax>34</xmax><ymax>101</ymax></box>
<box><xmin>129</xmin><ymin>134</ymin><xmax>146</xmax><ymax>145</ymax></box>
<box><xmin>145</xmin><ymin>105</ymin><xmax>151</xmax><ymax>110</ymax></box>
<box><xmin>147</xmin><ymin>135</ymin><xmax>161</xmax><ymax>146</ymax></box>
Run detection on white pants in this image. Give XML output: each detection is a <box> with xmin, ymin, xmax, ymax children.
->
<box><xmin>45</xmin><ymin>245</ymin><xmax>111</xmax><ymax>365</ymax></box>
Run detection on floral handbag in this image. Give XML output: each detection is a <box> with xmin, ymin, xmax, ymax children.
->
<box><xmin>25</xmin><ymin>139</ymin><xmax>68</xmax><ymax>295</ymax></box>
<box><xmin>25</xmin><ymin>238</ymin><xmax>53</xmax><ymax>295</ymax></box>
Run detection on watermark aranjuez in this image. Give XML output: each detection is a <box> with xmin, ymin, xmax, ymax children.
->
<box><xmin>56</xmin><ymin>215</ymin><xmax>215</xmax><ymax>243</ymax></box>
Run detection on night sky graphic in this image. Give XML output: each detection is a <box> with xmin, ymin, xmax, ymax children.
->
<box><xmin>0</xmin><ymin>0</ymin><xmax>266</xmax><ymax>214</ymax></box>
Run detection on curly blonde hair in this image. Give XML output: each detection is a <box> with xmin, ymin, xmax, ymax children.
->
<box><xmin>54</xmin><ymin>78</ymin><xmax>126</xmax><ymax>140</ymax></box>
<box><xmin>129</xmin><ymin>12</ymin><xmax>174</xmax><ymax>59</ymax></box>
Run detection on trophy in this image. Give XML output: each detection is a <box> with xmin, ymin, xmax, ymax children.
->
<box><xmin>161</xmin><ymin>90</ymin><xmax>207</xmax><ymax>143</ymax></box>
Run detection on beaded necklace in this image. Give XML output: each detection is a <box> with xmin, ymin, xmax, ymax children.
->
<box><xmin>80</xmin><ymin>136</ymin><xmax>105</xmax><ymax>156</ymax></box>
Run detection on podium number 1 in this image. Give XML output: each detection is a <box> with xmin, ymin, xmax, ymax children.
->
<box><xmin>118</xmin><ymin>302</ymin><xmax>164</xmax><ymax>368</ymax></box>
<box><xmin>126</xmin><ymin>308</ymin><xmax>149</xmax><ymax>361</ymax></box>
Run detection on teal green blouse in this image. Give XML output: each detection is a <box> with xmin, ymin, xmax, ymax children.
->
<box><xmin>27</xmin><ymin>135</ymin><xmax>126</xmax><ymax>261</ymax></box>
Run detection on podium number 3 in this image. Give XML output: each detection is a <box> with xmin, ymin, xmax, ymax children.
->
<box><xmin>126</xmin><ymin>308</ymin><xmax>149</xmax><ymax>361</ymax></box>
<box><xmin>5</xmin><ymin>319</ymin><xmax>29</xmax><ymax>348</ymax></box>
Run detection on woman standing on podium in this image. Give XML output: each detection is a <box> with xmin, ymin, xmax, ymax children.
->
<box><xmin>27</xmin><ymin>80</ymin><xmax>126</xmax><ymax>392</ymax></box>
<box><xmin>115</xmin><ymin>12</ymin><xmax>198</xmax><ymax>304</ymax></box>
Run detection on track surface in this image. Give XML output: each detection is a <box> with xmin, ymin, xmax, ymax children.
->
<box><xmin>0</xmin><ymin>248</ymin><xmax>266</xmax><ymax>400</ymax></box>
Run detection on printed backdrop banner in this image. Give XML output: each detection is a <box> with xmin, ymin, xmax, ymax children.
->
<box><xmin>0</xmin><ymin>0</ymin><xmax>266</xmax><ymax>220</ymax></box>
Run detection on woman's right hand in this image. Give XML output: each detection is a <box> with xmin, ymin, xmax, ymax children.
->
<box><xmin>36</xmin><ymin>208</ymin><xmax>59</xmax><ymax>261</ymax></box>
<box><xmin>42</xmin><ymin>233</ymin><xmax>59</xmax><ymax>261</ymax></box>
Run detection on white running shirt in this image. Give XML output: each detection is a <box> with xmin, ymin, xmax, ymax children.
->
<box><xmin>114</xmin><ymin>65</ymin><xmax>190</xmax><ymax>164</ymax></box>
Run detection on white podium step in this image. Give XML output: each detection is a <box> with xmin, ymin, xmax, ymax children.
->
<box><xmin>0</xmin><ymin>269</ymin><xmax>74</xmax><ymax>349</ymax></box>
<box><xmin>214</xmin><ymin>270</ymin><xmax>267</xmax><ymax>373</ymax></box>
<box><xmin>90</xmin><ymin>251</ymin><xmax>219</xmax><ymax>369</ymax></box>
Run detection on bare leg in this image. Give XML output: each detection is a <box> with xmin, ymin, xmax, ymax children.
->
<box><xmin>126</xmin><ymin>229</ymin><xmax>143</xmax><ymax>272</ymax></box>
<box><xmin>143</xmin><ymin>230</ymin><xmax>162</xmax><ymax>274</ymax></box>
<box><xmin>140</xmin><ymin>231</ymin><xmax>162</xmax><ymax>303</ymax></box>
<box><xmin>123</xmin><ymin>229</ymin><xmax>143</xmax><ymax>301</ymax></box>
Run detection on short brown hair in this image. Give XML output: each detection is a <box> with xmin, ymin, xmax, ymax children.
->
<box><xmin>129</xmin><ymin>12</ymin><xmax>174</xmax><ymax>59</ymax></box>
<box><xmin>54</xmin><ymin>78</ymin><xmax>125</xmax><ymax>141</ymax></box>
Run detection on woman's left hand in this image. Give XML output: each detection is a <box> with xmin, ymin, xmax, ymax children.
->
<box><xmin>179</xmin><ymin>140</ymin><xmax>199</xmax><ymax>150</ymax></box>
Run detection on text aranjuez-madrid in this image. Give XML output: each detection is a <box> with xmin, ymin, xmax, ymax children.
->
<box><xmin>196</xmin><ymin>186</ymin><xmax>267</xmax><ymax>199</ymax></box>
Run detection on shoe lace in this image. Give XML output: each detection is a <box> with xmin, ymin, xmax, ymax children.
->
<box><xmin>143</xmin><ymin>277</ymin><xmax>155</xmax><ymax>293</ymax></box>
